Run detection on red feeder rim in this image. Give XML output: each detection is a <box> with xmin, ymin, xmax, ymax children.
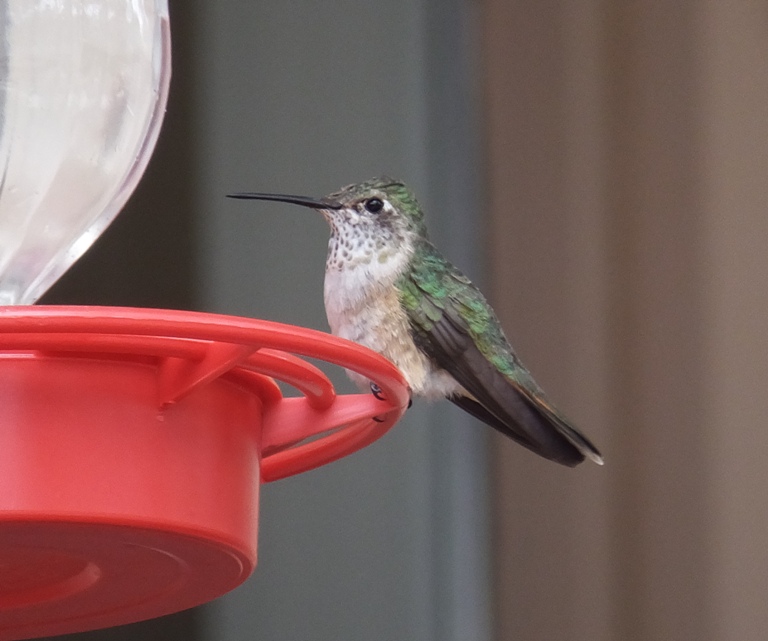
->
<box><xmin>0</xmin><ymin>305</ymin><xmax>409</xmax><ymax>639</ymax></box>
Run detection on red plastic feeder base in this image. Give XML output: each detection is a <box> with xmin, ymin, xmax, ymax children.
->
<box><xmin>0</xmin><ymin>306</ymin><xmax>409</xmax><ymax>640</ymax></box>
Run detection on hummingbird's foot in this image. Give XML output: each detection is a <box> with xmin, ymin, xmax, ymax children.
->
<box><xmin>370</xmin><ymin>382</ymin><xmax>387</xmax><ymax>422</ymax></box>
<box><xmin>370</xmin><ymin>383</ymin><xmax>412</xmax><ymax>421</ymax></box>
<box><xmin>370</xmin><ymin>382</ymin><xmax>386</xmax><ymax>401</ymax></box>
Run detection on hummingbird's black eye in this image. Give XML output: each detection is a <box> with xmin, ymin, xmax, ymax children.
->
<box><xmin>363</xmin><ymin>198</ymin><xmax>384</xmax><ymax>214</ymax></box>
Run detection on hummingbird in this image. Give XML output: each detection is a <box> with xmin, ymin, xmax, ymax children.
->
<box><xmin>229</xmin><ymin>177</ymin><xmax>602</xmax><ymax>466</ymax></box>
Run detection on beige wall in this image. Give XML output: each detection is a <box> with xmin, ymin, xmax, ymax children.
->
<box><xmin>483</xmin><ymin>1</ymin><xmax>768</xmax><ymax>640</ymax></box>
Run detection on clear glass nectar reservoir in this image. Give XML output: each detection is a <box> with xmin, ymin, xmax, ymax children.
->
<box><xmin>0</xmin><ymin>0</ymin><xmax>171</xmax><ymax>304</ymax></box>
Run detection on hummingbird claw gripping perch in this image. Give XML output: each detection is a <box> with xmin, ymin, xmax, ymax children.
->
<box><xmin>370</xmin><ymin>382</ymin><xmax>387</xmax><ymax>422</ymax></box>
<box><xmin>370</xmin><ymin>382</ymin><xmax>386</xmax><ymax>401</ymax></box>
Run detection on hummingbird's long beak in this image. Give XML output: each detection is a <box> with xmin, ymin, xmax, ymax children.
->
<box><xmin>227</xmin><ymin>192</ymin><xmax>341</xmax><ymax>210</ymax></box>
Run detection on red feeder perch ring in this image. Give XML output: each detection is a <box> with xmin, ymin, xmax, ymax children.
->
<box><xmin>0</xmin><ymin>306</ymin><xmax>409</xmax><ymax>640</ymax></box>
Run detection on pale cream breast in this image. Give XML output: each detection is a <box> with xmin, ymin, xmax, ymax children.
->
<box><xmin>323</xmin><ymin>245</ymin><xmax>463</xmax><ymax>398</ymax></box>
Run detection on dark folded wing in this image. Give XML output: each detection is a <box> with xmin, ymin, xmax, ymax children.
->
<box><xmin>399</xmin><ymin>243</ymin><xmax>602</xmax><ymax>466</ymax></box>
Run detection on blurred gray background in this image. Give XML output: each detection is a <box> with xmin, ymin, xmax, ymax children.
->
<box><xmin>42</xmin><ymin>1</ymin><xmax>768</xmax><ymax>640</ymax></box>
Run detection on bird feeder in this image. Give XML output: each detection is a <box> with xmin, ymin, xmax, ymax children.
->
<box><xmin>0</xmin><ymin>2</ymin><xmax>409</xmax><ymax>638</ymax></box>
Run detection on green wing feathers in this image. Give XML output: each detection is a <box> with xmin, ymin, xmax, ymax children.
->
<box><xmin>397</xmin><ymin>240</ymin><xmax>603</xmax><ymax>466</ymax></box>
<box><xmin>399</xmin><ymin>241</ymin><xmax>543</xmax><ymax>392</ymax></box>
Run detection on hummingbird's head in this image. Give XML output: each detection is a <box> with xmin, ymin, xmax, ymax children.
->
<box><xmin>228</xmin><ymin>177</ymin><xmax>429</xmax><ymax>266</ymax></box>
<box><xmin>322</xmin><ymin>177</ymin><xmax>429</xmax><ymax>240</ymax></box>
